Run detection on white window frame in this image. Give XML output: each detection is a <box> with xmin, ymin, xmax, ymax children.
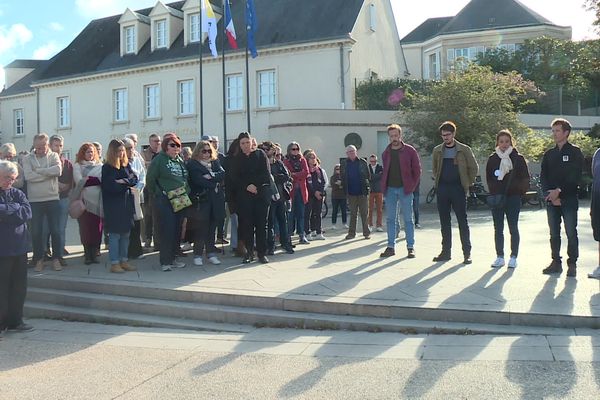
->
<box><xmin>113</xmin><ymin>88</ymin><xmax>128</xmax><ymax>122</ymax></box>
<box><xmin>57</xmin><ymin>97</ymin><xmax>70</xmax><ymax>128</ymax></box>
<box><xmin>144</xmin><ymin>84</ymin><xmax>160</xmax><ymax>119</ymax></box>
<box><xmin>124</xmin><ymin>26</ymin><xmax>136</xmax><ymax>54</ymax></box>
<box><xmin>14</xmin><ymin>108</ymin><xmax>24</xmax><ymax>136</ymax></box>
<box><xmin>178</xmin><ymin>80</ymin><xmax>195</xmax><ymax>116</ymax></box>
<box><xmin>258</xmin><ymin>70</ymin><xmax>277</xmax><ymax>108</ymax></box>
<box><xmin>369</xmin><ymin>3</ymin><xmax>377</xmax><ymax>32</ymax></box>
<box><xmin>156</xmin><ymin>19</ymin><xmax>167</xmax><ymax>49</ymax></box>
<box><xmin>429</xmin><ymin>53</ymin><xmax>439</xmax><ymax>80</ymax></box>
<box><xmin>226</xmin><ymin>74</ymin><xmax>243</xmax><ymax>111</ymax></box>
<box><xmin>189</xmin><ymin>13</ymin><xmax>200</xmax><ymax>43</ymax></box>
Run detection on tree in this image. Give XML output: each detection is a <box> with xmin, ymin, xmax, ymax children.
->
<box><xmin>585</xmin><ymin>0</ymin><xmax>600</xmax><ymax>33</ymax></box>
<box><xmin>402</xmin><ymin>65</ymin><xmax>540</xmax><ymax>154</ymax></box>
<box><xmin>355</xmin><ymin>78</ymin><xmax>434</xmax><ymax>110</ymax></box>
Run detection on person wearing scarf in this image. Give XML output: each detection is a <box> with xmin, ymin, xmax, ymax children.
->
<box><xmin>485</xmin><ymin>130</ymin><xmax>530</xmax><ymax>269</ymax></box>
<box><xmin>284</xmin><ymin>142</ymin><xmax>310</xmax><ymax>244</ymax></box>
<box><xmin>304</xmin><ymin>150</ymin><xmax>328</xmax><ymax>240</ymax></box>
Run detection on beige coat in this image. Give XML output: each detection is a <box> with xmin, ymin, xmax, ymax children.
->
<box><xmin>432</xmin><ymin>140</ymin><xmax>479</xmax><ymax>195</ymax></box>
<box><xmin>23</xmin><ymin>150</ymin><xmax>62</xmax><ymax>202</ymax></box>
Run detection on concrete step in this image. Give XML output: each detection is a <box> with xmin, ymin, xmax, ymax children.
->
<box><xmin>25</xmin><ymin>288</ymin><xmax>578</xmax><ymax>336</ymax></box>
<box><xmin>27</xmin><ymin>275</ymin><xmax>600</xmax><ymax>330</ymax></box>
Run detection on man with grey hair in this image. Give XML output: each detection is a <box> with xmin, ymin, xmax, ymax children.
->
<box><xmin>142</xmin><ymin>133</ymin><xmax>161</xmax><ymax>250</ymax></box>
<box><xmin>0</xmin><ymin>159</ymin><xmax>34</xmax><ymax>332</ymax></box>
<box><xmin>23</xmin><ymin>133</ymin><xmax>63</xmax><ymax>272</ymax></box>
<box><xmin>340</xmin><ymin>145</ymin><xmax>371</xmax><ymax>240</ymax></box>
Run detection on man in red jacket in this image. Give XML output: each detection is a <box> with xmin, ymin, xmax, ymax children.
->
<box><xmin>379</xmin><ymin>124</ymin><xmax>422</xmax><ymax>258</ymax></box>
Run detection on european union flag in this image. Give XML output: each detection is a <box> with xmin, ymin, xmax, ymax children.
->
<box><xmin>245</xmin><ymin>0</ymin><xmax>258</xmax><ymax>58</ymax></box>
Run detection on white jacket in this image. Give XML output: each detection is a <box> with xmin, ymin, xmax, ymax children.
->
<box><xmin>23</xmin><ymin>150</ymin><xmax>62</xmax><ymax>202</ymax></box>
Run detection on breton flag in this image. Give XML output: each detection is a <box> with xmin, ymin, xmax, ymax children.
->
<box><xmin>224</xmin><ymin>0</ymin><xmax>238</xmax><ymax>49</ymax></box>
<box><xmin>201</xmin><ymin>0</ymin><xmax>218</xmax><ymax>57</ymax></box>
<box><xmin>246</xmin><ymin>0</ymin><xmax>258</xmax><ymax>58</ymax></box>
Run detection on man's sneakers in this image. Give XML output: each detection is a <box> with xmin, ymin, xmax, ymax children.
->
<box><xmin>380</xmin><ymin>247</ymin><xmax>395</xmax><ymax>258</ymax></box>
<box><xmin>299</xmin><ymin>235</ymin><xmax>310</xmax><ymax>244</ymax></box>
<box><xmin>588</xmin><ymin>266</ymin><xmax>600</xmax><ymax>280</ymax></box>
<box><xmin>314</xmin><ymin>233</ymin><xmax>326</xmax><ymax>240</ymax></box>
<box><xmin>463</xmin><ymin>255</ymin><xmax>472</xmax><ymax>265</ymax></box>
<box><xmin>407</xmin><ymin>248</ymin><xmax>415</xmax><ymax>259</ymax></box>
<box><xmin>162</xmin><ymin>260</ymin><xmax>186</xmax><ymax>272</ymax></box>
<box><xmin>376</xmin><ymin>226</ymin><xmax>384</xmax><ymax>232</ymax></box>
<box><xmin>543</xmin><ymin>260</ymin><xmax>563</xmax><ymax>275</ymax></box>
<box><xmin>491</xmin><ymin>257</ymin><xmax>505</xmax><ymax>268</ymax></box>
<box><xmin>508</xmin><ymin>256</ymin><xmax>518</xmax><ymax>269</ymax></box>
<box><xmin>433</xmin><ymin>252</ymin><xmax>451</xmax><ymax>262</ymax></box>
<box><xmin>193</xmin><ymin>257</ymin><xmax>203</xmax><ymax>266</ymax></box>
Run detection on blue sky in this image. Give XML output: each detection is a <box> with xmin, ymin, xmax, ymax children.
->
<box><xmin>0</xmin><ymin>0</ymin><xmax>598</xmax><ymax>89</ymax></box>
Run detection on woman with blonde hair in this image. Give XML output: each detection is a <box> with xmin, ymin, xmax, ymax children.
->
<box><xmin>485</xmin><ymin>129</ymin><xmax>530</xmax><ymax>269</ymax></box>
<box><xmin>187</xmin><ymin>140</ymin><xmax>225</xmax><ymax>266</ymax></box>
<box><xmin>101</xmin><ymin>139</ymin><xmax>138</xmax><ymax>273</ymax></box>
<box><xmin>0</xmin><ymin>143</ymin><xmax>25</xmax><ymax>189</ymax></box>
<box><xmin>72</xmin><ymin>143</ymin><xmax>104</xmax><ymax>264</ymax></box>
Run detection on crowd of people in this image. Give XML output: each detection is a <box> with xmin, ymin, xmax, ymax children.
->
<box><xmin>2</xmin><ymin>117</ymin><xmax>600</xmax><ymax>333</ymax></box>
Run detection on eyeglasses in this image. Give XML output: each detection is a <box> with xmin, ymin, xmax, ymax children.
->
<box><xmin>168</xmin><ymin>143</ymin><xmax>181</xmax><ymax>148</ymax></box>
<box><xmin>290</xmin><ymin>148</ymin><xmax>299</xmax><ymax>151</ymax></box>
<box><xmin>201</xmin><ymin>149</ymin><xmax>212</xmax><ymax>154</ymax></box>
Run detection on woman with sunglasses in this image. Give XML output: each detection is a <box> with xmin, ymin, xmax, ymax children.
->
<box><xmin>284</xmin><ymin>142</ymin><xmax>310</xmax><ymax>244</ymax></box>
<box><xmin>101</xmin><ymin>139</ymin><xmax>138</xmax><ymax>273</ymax></box>
<box><xmin>146</xmin><ymin>133</ymin><xmax>190</xmax><ymax>271</ymax></box>
<box><xmin>187</xmin><ymin>140</ymin><xmax>225</xmax><ymax>266</ymax></box>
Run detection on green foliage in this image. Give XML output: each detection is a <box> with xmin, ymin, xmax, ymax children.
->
<box><xmin>517</xmin><ymin>130</ymin><xmax>600</xmax><ymax>162</ymax></box>
<box><xmin>355</xmin><ymin>78</ymin><xmax>434</xmax><ymax>110</ymax></box>
<box><xmin>585</xmin><ymin>0</ymin><xmax>600</xmax><ymax>34</ymax></box>
<box><xmin>402</xmin><ymin>65</ymin><xmax>540</xmax><ymax>154</ymax></box>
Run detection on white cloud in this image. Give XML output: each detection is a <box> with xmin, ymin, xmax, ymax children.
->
<box><xmin>75</xmin><ymin>0</ymin><xmax>154</xmax><ymax>19</ymax></box>
<box><xmin>32</xmin><ymin>41</ymin><xmax>60</xmax><ymax>60</ymax></box>
<box><xmin>0</xmin><ymin>23</ymin><xmax>33</xmax><ymax>54</ymax></box>
<box><xmin>49</xmin><ymin>22</ymin><xmax>64</xmax><ymax>32</ymax></box>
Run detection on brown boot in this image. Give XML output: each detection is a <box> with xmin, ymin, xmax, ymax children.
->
<box><xmin>120</xmin><ymin>261</ymin><xmax>136</xmax><ymax>272</ymax></box>
<box><xmin>34</xmin><ymin>259</ymin><xmax>45</xmax><ymax>272</ymax></box>
<box><xmin>110</xmin><ymin>263</ymin><xmax>125</xmax><ymax>273</ymax></box>
<box><xmin>52</xmin><ymin>259</ymin><xmax>63</xmax><ymax>271</ymax></box>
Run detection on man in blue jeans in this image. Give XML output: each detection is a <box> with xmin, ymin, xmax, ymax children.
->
<box><xmin>541</xmin><ymin>118</ymin><xmax>583</xmax><ymax>277</ymax></box>
<box><xmin>379</xmin><ymin>124</ymin><xmax>421</xmax><ymax>258</ymax></box>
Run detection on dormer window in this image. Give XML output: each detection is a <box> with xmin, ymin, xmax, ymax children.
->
<box><xmin>155</xmin><ymin>19</ymin><xmax>167</xmax><ymax>48</ymax></box>
<box><xmin>189</xmin><ymin>13</ymin><xmax>200</xmax><ymax>42</ymax></box>
<box><xmin>124</xmin><ymin>26</ymin><xmax>136</xmax><ymax>54</ymax></box>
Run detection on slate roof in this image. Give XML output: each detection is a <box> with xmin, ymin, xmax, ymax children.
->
<box><xmin>401</xmin><ymin>0</ymin><xmax>566</xmax><ymax>44</ymax></box>
<box><xmin>4</xmin><ymin>59</ymin><xmax>49</xmax><ymax>69</ymax></box>
<box><xmin>2</xmin><ymin>0</ymin><xmax>364</xmax><ymax>97</ymax></box>
<box><xmin>400</xmin><ymin>17</ymin><xmax>453</xmax><ymax>44</ymax></box>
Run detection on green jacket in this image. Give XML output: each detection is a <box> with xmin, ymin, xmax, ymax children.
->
<box><xmin>432</xmin><ymin>140</ymin><xmax>479</xmax><ymax>195</ymax></box>
<box><xmin>146</xmin><ymin>152</ymin><xmax>189</xmax><ymax>196</ymax></box>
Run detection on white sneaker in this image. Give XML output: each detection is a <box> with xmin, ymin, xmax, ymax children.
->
<box><xmin>304</xmin><ymin>234</ymin><xmax>311</xmax><ymax>242</ymax></box>
<box><xmin>508</xmin><ymin>256</ymin><xmax>518</xmax><ymax>269</ymax></box>
<box><xmin>331</xmin><ymin>225</ymin><xmax>337</xmax><ymax>230</ymax></box>
<box><xmin>181</xmin><ymin>242</ymin><xmax>193</xmax><ymax>251</ymax></box>
<box><xmin>491</xmin><ymin>257</ymin><xmax>505</xmax><ymax>268</ymax></box>
<box><xmin>193</xmin><ymin>257</ymin><xmax>203</xmax><ymax>266</ymax></box>
<box><xmin>315</xmin><ymin>233</ymin><xmax>326</xmax><ymax>240</ymax></box>
<box><xmin>343</xmin><ymin>224</ymin><xmax>349</xmax><ymax>229</ymax></box>
<box><xmin>173</xmin><ymin>260</ymin><xmax>186</xmax><ymax>268</ymax></box>
<box><xmin>310</xmin><ymin>231</ymin><xmax>316</xmax><ymax>239</ymax></box>
<box><xmin>161</xmin><ymin>265</ymin><xmax>173</xmax><ymax>272</ymax></box>
<box><xmin>588</xmin><ymin>265</ymin><xmax>600</xmax><ymax>279</ymax></box>
<box><xmin>208</xmin><ymin>256</ymin><xmax>221</xmax><ymax>265</ymax></box>
<box><xmin>376</xmin><ymin>227</ymin><xmax>384</xmax><ymax>232</ymax></box>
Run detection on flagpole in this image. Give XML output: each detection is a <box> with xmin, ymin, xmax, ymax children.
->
<box><xmin>199</xmin><ymin>2</ymin><xmax>205</xmax><ymax>138</ymax></box>
<box><xmin>245</xmin><ymin>0</ymin><xmax>251</xmax><ymax>133</ymax></box>
<box><xmin>221</xmin><ymin>0</ymin><xmax>227</xmax><ymax>145</ymax></box>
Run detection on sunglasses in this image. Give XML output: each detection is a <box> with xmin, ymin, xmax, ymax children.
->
<box><xmin>201</xmin><ymin>149</ymin><xmax>212</xmax><ymax>154</ymax></box>
<box><xmin>290</xmin><ymin>148</ymin><xmax>299</xmax><ymax>151</ymax></box>
<box><xmin>168</xmin><ymin>143</ymin><xmax>181</xmax><ymax>148</ymax></box>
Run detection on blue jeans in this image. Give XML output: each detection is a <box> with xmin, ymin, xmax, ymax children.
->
<box><xmin>31</xmin><ymin>200</ymin><xmax>62</xmax><ymax>262</ymax></box>
<box><xmin>331</xmin><ymin>198</ymin><xmax>347</xmax><ymax>225</ymax></box>
<box><xmin>546</xmin><ymin>196</ymin><xmax>579</xmax><ymax>264</ymax></box>
<box><xmin>491</xmin><ymin>195</ymin><xmax>521</xmax><ymax>257</ymax></box>
<box><xmin>385</xmin><ymin>187</ymin><xmax>415</xmax><ymax>249</ymax></box>
<box><xmin>288</xmin><ymin>189</ymin><xmax>305</xmax><ymax>236</ymax></box>
<box><xmin>108</xmin><ymin>232</ymin><xmax>130</xmax><ymax>265</ymax></box>
<box><xmin>154</xmin><ymin>194</ymin><xmax>183</xmax><ymax>266</ymax></box>
<box><xmin>413</xmin><ymin>190</ymin><xmax>420</xmax><ymax>225</ymax></box>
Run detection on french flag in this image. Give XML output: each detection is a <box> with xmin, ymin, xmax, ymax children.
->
<box><xmin>225</xmin><ymin>0</ymin><xmax>238</xmax><ymax>49</ymax></box>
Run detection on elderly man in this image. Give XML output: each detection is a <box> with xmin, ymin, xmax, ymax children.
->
<box><xmin>0</xmin><ymin>160</ymin><xmax>33</xmax><ymax>333</ymax></box>
<box><xmin>340</xmin><ymin>145</ymin><xmax>371</xmax><ymax>240</ymax></box>
<box><xmin>142</xmin><ymin>133</ymin><xmax>161</xmax><ymax>250</ymax></box>
<box><xmin>23</xmin><ymin>133</ymin><xmax>63</xmax><ymax>271</ymax></box>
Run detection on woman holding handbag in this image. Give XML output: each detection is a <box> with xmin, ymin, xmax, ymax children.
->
<box><xmin>146</xmin><ymin>133</ymin><xmax>190</xmax><ymax>272</ymax></box>
<box><xmin>485</xmin><ymin>130</ymin><xmax>530</xmax><ymax>269</ymax></box>
<box><xmin>72</xmin><ymin>143</ymin><xmax>103</xmax><ymax>265</ymax></box>
<box><xmin>187</xmin><ymin>140</ymin><xmax>226</xmax><ymax>266</ymax></box>
<box><xmin>101</xmin><ymin>139</ymin><xmax>138</xmax><ymax>273</ymax></box>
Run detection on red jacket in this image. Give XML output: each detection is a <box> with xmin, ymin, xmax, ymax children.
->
<box><xmin>284</xmin><ymin>156</ymin><xmax>309</xmax><ymax>204</ymax></box>
<box><xmin>381</xmin><ymin>142</ymin><xmax>422</xmax><ymax>195</ymax></box>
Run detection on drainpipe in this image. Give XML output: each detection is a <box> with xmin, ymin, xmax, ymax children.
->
<box><xmin>36</xmin><ymin>87</ymin><xmax>40</xmax><ymax>133</ymax></box>
<box><xmin>340</xmin><ymin>44</ymin><xmax>346</xmax><ymax>109</ymax></box>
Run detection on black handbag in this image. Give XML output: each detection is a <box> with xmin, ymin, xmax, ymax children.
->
<box><xmin>486</xmin><ymin>167</ymin><xmax>515</xmax><ymax>210</ymax></box>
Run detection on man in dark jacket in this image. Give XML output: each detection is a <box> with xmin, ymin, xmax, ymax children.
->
<box><xmin>541</xmin><ymin>118</ymin><xmax>584</xmax><ymax>277</ymax></box>
<box><xmin>0</xmin><ymin>160</ymin><xmax>34</xmax><ymax>332</ymax></box>
<box><xmin>367</xmin><ymin>154</ymin><xmax>384</xmax><ymax>232</ymax></box>
<box><xmin>340</xmin><ymin>145</ymin><xmax>371</xmax><ymax>240</ymax></box>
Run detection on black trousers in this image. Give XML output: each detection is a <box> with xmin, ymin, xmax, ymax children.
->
<box><xmin>127</xmin><ymin>220</ymin><xmax>143</xmax><ymax>259</ymax></box>
<box><xmin>436</xmin><ymin>183</ymin><xmax>471</xmax><ymax>256</ymax></box>
<box><xmin>0</xmin><ymin>254</ymin><xmax>28</xmax><ymax>330</ymax></box>
<box><xmin>238</xmin><ymin>194</ymin><xmax>269</xmax><ymax>257</ymax></box>
<box><xmin>268</xmin><ymin>200</ymin><xmax>292</xmax><ymax>251</ymax></box>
